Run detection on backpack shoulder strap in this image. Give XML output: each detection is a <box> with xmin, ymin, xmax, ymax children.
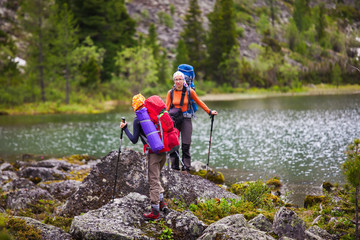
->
<box><xmin>188</xmin><ymin>87</ymin><xmax>193</xmax><ymax>111</ymax></box>
<box><xmin>179</xmin><ymin>87</ymin><xmax>187</xmax><ymax>107</ymax></box>
<box><xmin>170</xmin><ymin>88</ymin><xmax>175</xmax><ymax>109</ymax></box>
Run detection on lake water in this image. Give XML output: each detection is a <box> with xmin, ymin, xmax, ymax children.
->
<box><xmin>1</xmin><ymin>94</ymin><xmax>359</xmax><ymax>206</ymax></box>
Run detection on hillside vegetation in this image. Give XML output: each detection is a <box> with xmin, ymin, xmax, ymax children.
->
<box><xmin>0</xmin><ymin>0</ymin><xmax>359</xmax><ymax>113</ymax></box>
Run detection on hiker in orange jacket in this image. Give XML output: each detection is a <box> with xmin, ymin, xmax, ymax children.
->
<box><xmin>166</xmin><ymin>71</ymin><xmax>218</xmax><ymax>172</ymax></box>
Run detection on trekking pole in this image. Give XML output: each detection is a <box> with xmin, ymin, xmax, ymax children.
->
<box><xmin>206</xmin><ymin>115</ymin><xmax>215</xmax><ymax>179</ymax></box>
<box><xmin>112</xmin><ymin>117</ymin><xmax>125</xmax><ymax>202</ymax></box>
<box><xmin>175</xmin><ymin>151</ymin><xmax>186</xmax><ymax>170</ymax></box>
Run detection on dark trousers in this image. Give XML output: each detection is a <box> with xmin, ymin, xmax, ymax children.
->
<box><xmin>170</xmin><ymin>118</ymin><xmax>192</xmax><ymax>170</ymax></box>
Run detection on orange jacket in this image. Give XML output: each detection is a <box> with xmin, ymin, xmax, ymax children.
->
<box><xmin>166</xmin><ymin>88</ymin><xmax>211</xmax><ymax>114</ymax></box>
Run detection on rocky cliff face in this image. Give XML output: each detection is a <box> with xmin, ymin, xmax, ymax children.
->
<box><xmin>125</xmin><ymin>0</ymin><xmax>217</xmax><ymax>57</ymax></box>
<box><xmin>2</xmin><ymin>0</ymin><xmax>358</xmax><ymax>62</ymax></box>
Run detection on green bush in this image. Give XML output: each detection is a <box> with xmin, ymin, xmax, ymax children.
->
<box><xmin>158</xmin><ymin>11</ymin><xmax>173</xmax><ymax>28</ymax></box>
<box><xmin>236</xmin><ymin>27</ymin><xmax>244</xmax><ymax>38</ymax></box>
<box><xmin>243</xmin><ymin>180</ymin><xmax>271</xmax><ymax>207</ymax></box>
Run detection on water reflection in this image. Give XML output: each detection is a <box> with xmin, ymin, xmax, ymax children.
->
<box><xmin>0</xmin><ymin>94</ymin><xmax>359</xmax><ymax>206</ymax></box>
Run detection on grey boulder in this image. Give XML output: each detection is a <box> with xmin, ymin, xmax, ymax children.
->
<box><xmin>198</xmin><ymin>214</ymin><xmax>275</xmax><ymax>240</ymax></box>
<box><xmin>70</xmin><ymin>192</ymin><xmax>206</xmax><ymax>240</ymax></box>
<box><xmin>272</xmin><ymin>207</ymin><xmax>306</xmax><ymax>240</ymax></box>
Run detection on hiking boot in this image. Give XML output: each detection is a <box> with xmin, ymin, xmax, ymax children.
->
<box><xmin>181</xmin><ymin>170</ymin><xmax>189</xmax><ymax>174</ymax></box>
<box><xmin>160</xmin><ymin>201</ymin><xmax>169</xmax><ymax>214</ymax></box>
<box><xmin>143</xmin><ymin>207</ymin><xmax>159</xmax><ymax>220</ymax></box>
<box><xmin>181</xmin><ymin>166</ymin><xmax>190</xmax><ymax>173</ymax></box>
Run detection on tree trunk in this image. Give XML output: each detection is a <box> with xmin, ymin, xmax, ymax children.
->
<box><xmin>65</xmin><ymin>56</ymin><xmax>69</xmax><ymax>105</ymax></box>
<box><xmin>38</xmin><ymin>9</ymin><xmax>45</xmax><ymax>102</ymax></box>
<box><xmin>65</xmin><ymin>10</ymin><xmax>70</xmax><ymax>105</ymax></box>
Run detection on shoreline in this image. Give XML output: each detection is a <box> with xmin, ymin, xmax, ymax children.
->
<box><xmin>1</xmin><ymin>84</ymin><xmax>360</xmax><ymax>116</ymax></box>
<box><xmin>200</xmin><ymin>85</ymin><xmax>360</xmax><ymax>101</ymax></box>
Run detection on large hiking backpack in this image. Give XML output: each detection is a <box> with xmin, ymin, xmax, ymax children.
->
<box><xmin>143</xmin><ymin>95</ymin><xmax>180</xmax><ymax>154</ymax></box>
<box><xmin>177</xmin><ymin>64</ymin><xmax>197</xmax><ymax>113</ymax></box>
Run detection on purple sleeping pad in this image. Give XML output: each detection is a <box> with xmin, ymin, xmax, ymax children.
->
<box><xmin>136</xmin><ymin>107</ymin><xmax>164</xmax><ymax>152</ymax></box>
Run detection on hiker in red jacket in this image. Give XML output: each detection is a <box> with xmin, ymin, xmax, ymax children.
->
<box><xmin>120</xmin><ymin>94</ymin><xmax>168</xmax><ymax>220</ymax></box>
<box><xmin>166</xmin><ymin>71</ymin><xmax>218</xmax><ymax>172</ymax></box>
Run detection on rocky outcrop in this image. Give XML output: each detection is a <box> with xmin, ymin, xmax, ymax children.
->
<box><xmin>198</xmin><ymin>214</ymin><xmax>275</xmax><ymax>240</ymax></box>
<box><xmin>163</xmin><ymin>210</ymin><xmax>207</xmax><ymax>239</ymax></box>
<box><xmin>6</xmin><ymin>188</ymin><xmax>54</xmax><ymax>211</ymax></box>
<box><xmin>70</xmin><ymin>192</ymin><xmax>207</xmax><ymax>240</ymax></box>
<box><xmin>272</xmin><ymin>207</ymin><xmax>306</xmax><ymax>240</ymax></box>
<box><xmin>0</xmin><ymin>151</ymin><xmax>337</xmax><ymax>240</ymax></box>
<box><xmin>306</xmin><ymin>226</ymin><xmax>335</xmax><ymax>240</ymax></box>
<box><xmin>19</xmin><ymin>167</ymin><xmax>69</xmax><ymax>182</ymax></box>
<box><xmin>59</xmin><ymin>150</ymin><xmax>149</xmax><ymax>217</ymax></box>
<box><xmin>60</xmin><ymin>149</ymin><xmax>240</xmax><ymax>217</ymax></box>
<box><xmin>124</xmin><ymin>0</ymin><xmax>293</xmax><ymax>60</ymax></box>
<box><xmin>0</xmin><ymin>170</ymin><xmax>17</xmax><ymax>185</ymax></box>
<box><xmin>2</xmin><ymin>178</ymin><xmax>35</xmax><ymax>191</ymax></box>
<box><xmin>0</xmin><ymin>162</ymin><xmax>13</xmax><ymax>171</ymax></box>
<box><xmin>249</xmin><ymin>213</ymin><xmax>273</xmax><ymax>233</ymax></box>
<box><xmin>33</xmin><ymin>159</ymin><xmax>74</xmax><ymax>171</ymax></box>
<box><xmin>18</xmin><ymin>216</ymin><xmax>72</xmax><ymax>240</ymax></box>
<box><xmin>125</xmin><ymin>0</ymin><xmax>216</xmax><ymax>52</ymax></box>
<box><xmin>39</xmin><ymin>180</ymin><xmax>81</xmax><ymax>201</ymax></box>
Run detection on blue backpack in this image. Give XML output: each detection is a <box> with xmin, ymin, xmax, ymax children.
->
<box><xmin>177</xmin><ymin>64</ymin><xmax>197</xmax><ymax>114</ymax></box>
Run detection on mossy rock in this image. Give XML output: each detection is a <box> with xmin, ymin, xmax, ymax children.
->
<box><xmin>229</xmin><ymin>182</ymin><xmax>248</xmax><ymax>195</ymax></box>
<box><xmin>67</xmin><ymin>169</ymin><xmax>90</xmax><ymax>182</ymax></box>
<box><xmin>44</xmin><ymin>216</ymin><xmax>73</xmax><ymax>232</ymax></box>
<box><xmin>265</xmin><ymin>177</ymin><xmax>282</xmax><ymax>190</ymax></box>
<box><xmin>304</xmin><ymin>195</ymin><xmax>326</xmax><ymax>208</ymax></box>
<box><xmin>265</xmin><ymin>193</ymin><xmax>281</xmax><ymax>205</ymax></box>
<box><xmin>5</xmin><ymin>217</ymin><xmax>42</xmax><ymax>240</ymax></box>
<box><xmin>63</xmin><ymin>154</ymin><xmax>95</xmax><ymax>165</ymax></box>
<box><xmin>322</xmin><ymin>182</ymin><xmax>334</xmax><ymax>192</ymax></box>
<box><xmin>0</xmin><ymin>230</ymin><xmax>12</xmax><ymax>240</ymax></box>
<box><xmin>30</xmin><ymin>177</ymin><xmax>42</xmax><ymax>184</ymax></box>
<box><xmin>190</xmin><ymin>169</ymin><xmax>225</xmax><ymax>184</ymax></box>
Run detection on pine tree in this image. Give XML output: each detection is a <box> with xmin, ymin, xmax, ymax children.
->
<box><xmin>115</xmin><ymin>46</ymin><xmax>158</xmax><ymax>94</ymax></box>
<box><xmin>146</xmin><ymin>23</ymin><xmax>160</xmax><ymax>60</ymax></box>
<box><xmin>331</xmin><ymin>63</ymin><xmax>342</xmax><ymax>88</ymax></box>
<box><xmin>157</xmin><ymin>49</ymin><xmax>170</xmax><ymax>86</ymax></box>
<box><xmin>293</xmin><ymin>0</ymin><xmax>311</xmax><ymax>32</ymax></box>
<box><xmin>180</xmin><ymin>0</ymin><xmax>206</xmax><ymax>74</ymax></box>
<box><xmin>266</xmin><ymin>0</ymin><xmax>276</xmax><ymax>27</ymax></box>
<box><xmin>50</xmin><ymin>3</ymin><xmax>78</xmax><ymax>104</ymax></box>
<box><xmin>173</xmin><ymin>39</ymin><xmax>189</xmax><ymax>71</ymax></box>
<box><xmin>72</xmin><ymin>37</ymin><xmax>105</xmax><ymax>89</ymax></box>
<box><xmin>315</xmin><ymin>3</ymin><xmax>327</xmax><ymax>43</ymax></box>
<box><xmin>218</xmin><ymin>45</ymin><xmax>241</xmax><ymax>87</ymax></box>
<box><xmin>206</xmin><ymin>0</ymin><xmax>237</xmax><ymax>84</ymax></box>
<box><xmin>19</xmin><ymin>0</ymin><xmax>53</xmax><ymax>102</ymax></box>
<box><xmin>67</xmin><ymin>0</ymin><xmax>136</xmax><ymax>81</ymax></box>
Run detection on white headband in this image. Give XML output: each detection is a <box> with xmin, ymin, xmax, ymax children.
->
<box><xmin>173</xmin><ymin>71</ymin><xmax>185</xmax><ymax>80</ymax></box>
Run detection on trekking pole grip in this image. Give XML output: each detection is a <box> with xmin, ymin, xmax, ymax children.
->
<box><xmin>120</xmin><ymin>117</ymin><xmax>125</xmax><ymax>139</ymax></box>
<box><xmin>210</xmin><ymin>115</ymin><xmax>214</xmax><ymax>131</ymax></box>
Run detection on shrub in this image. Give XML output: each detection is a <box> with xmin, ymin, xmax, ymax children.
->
<box><xmin>243</xmin><ymin>180</ymin><xmax>271</xmax><ymax>207</ymax></box>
